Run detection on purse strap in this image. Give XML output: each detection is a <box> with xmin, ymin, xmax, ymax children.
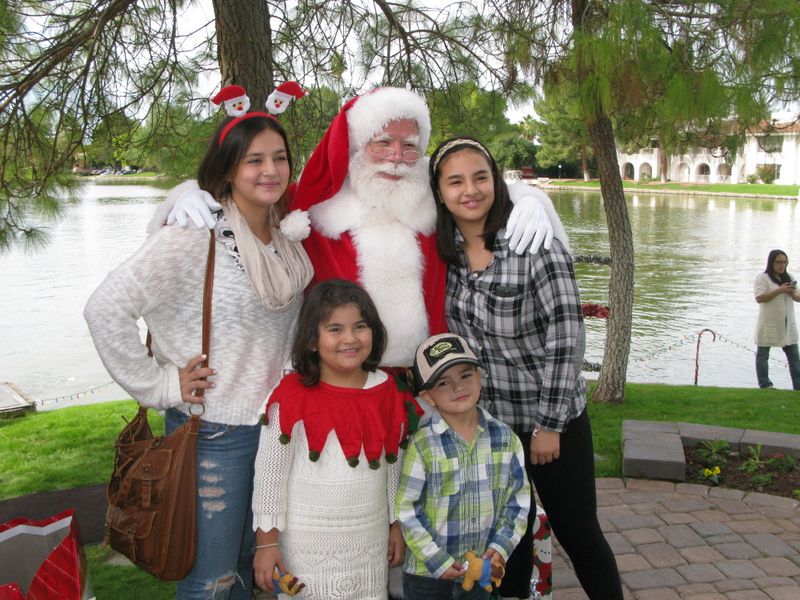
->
<box><xmin>195</xmin><ymin>230</ymin><xmax>215</xmax><ymax>399</ymax></box>
<box><xmin>146</xmin><ymin>230</ymin><xmax>216</xmax><ymax>401</ymax></box>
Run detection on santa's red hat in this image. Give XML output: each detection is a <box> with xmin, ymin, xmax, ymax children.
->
<box><xmin>291</xmin><ymin>87</ymin><xmax>430</xmax><ymax>212</ymax></box>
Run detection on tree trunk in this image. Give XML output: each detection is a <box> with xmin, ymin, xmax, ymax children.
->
<box><xmin>212</xmin><ymin>0</ymin><xmax>274</xmax><ymax>107</ymax></box>
<box><xmin>587</xmin><ymin>113</ymin><xmax>633</xmax><ymax>404</ymax></box>
<box><xmin>659</xmin><ymin>146</ymin><xmax>668</xmax><ymax>182</ymax></box>
<box><xmin>581</xmin><ymin>147</ymin><xmax>590</xmax><ymax>181</ymax></box>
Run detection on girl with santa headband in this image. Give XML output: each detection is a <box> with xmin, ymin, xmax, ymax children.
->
<box><xmin>85</xmin><ymin>85</ymin><xmax>312</xmax><ymax>599</ymax></box>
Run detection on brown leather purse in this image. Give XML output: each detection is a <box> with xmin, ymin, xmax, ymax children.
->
<box><xmin>104</xmin><ymin>230</ymin><xmax>215</xmax><ymax>580</ymax></box>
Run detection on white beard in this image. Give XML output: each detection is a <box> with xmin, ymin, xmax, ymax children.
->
<box><xmin>307</xmin><ymin>151</ymin><xmax>438</xmax><ymax>366</ymax></box>
<box><xmin>348</xmin><ymin>150</ymin><xmax>432</xmax><ymax>228</ymax></box>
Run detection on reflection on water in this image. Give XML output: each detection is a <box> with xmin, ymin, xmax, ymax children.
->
<box><xmin>1</xmin><ymin>182</ymin><xmax>167</xmax><ymax>408</ymax></box>
<box><xmin>3</xmin><ymin>184</ymin><xmax>800</xmax><ymax>409</ymax></box>
<box><xmin>557</xmin><ymin>189</ymin><xmax>800</xmax><ymax>389</ymax></box>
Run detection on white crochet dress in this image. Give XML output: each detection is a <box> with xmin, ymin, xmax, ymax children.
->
<box><xmin>252</xmin><ymin>370</ymin><xmax>402</xmax><ymax>600</ymax></box>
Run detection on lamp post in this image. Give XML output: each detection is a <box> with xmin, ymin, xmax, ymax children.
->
<box><xmin>558</xmin><ymin>164</ymin><xmax>562</xmax><ymax>179</ymax></box>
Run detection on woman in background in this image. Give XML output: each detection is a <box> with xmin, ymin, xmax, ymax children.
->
<box><xmin>754</xmin><ymin>249</ymin><xmax>800</xmax><ymax>390</ymax></box>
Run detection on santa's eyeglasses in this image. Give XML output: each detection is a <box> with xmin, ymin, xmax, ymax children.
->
<box><xmin>367</xmin><ymin>145</ymin><xmax>421</xmax><ymax>163</ymax></box>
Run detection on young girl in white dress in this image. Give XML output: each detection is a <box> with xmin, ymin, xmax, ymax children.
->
<box><xmin>252</xmin><ymin>279</ymin><xmax>410</xmax><ymax>599</ymax></box>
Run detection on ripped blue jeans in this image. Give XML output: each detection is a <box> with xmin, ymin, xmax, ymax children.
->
<box><xmin>166</xmin><ymin>409</ymin><xmax>260</xmax><ymax>600</ymax></box>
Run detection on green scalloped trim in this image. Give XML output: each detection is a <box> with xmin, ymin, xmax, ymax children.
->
<box><xmin>279</xmin><ymin>433</ymin><xmax>291</xmax><ymax>444</ymax></box>
<box><xmin>385</xmin><ymin>453</ymin><xmax>397</xmax><ymax>464</ymax></box>
<box><xmin>368</xmin><ymin>459</ymin><xmax>381</xmax><ymax>470</ymax></box>
<box><xmin>347</xmin><ymin>456</ymin><xmax>359</xmax><ymax>468</ymax></box>
<box><xmin>308</xmin><ymin>450</ymin><xmax>320</xmax><ymax>462</ymax></box>
<box><xmin>404</xmin><ymin>399</ymin><xmax>420</xmax><ymax>436</ymax></box>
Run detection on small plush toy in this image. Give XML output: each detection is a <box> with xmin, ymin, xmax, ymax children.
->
<box><xmin>272</xmin><ymin>566</ymin><xmax>305</xmax><ymax>596</ymax></box>
<box><xmin>266</xmin><ymin>81</ymin><xmax>306</xmax><ymax>115</ymax></box>
<box><xmin>461</xmin><ymin>550</ymin><xmax>505</xmax><ymax>592</ymax></box>
<box><xmin>211</xmin><ymin>85</ymin><xmax>251</xmax><ymax>117</ymax></box>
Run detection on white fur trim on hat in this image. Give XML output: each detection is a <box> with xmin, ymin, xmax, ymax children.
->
<box><xmin>347</xmin><ymin>87</ymin><xmax>431</xmax><ymax>153</ymax></box>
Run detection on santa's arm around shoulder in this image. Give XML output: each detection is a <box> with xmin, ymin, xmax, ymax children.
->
<box><xmin>505</xmin><ymin>181</ymin><xmax>570</xmax><ymax>255</ymax></box>
<box><xmin>148</xmin><ymin>180</ymin><xmax>221</xmax><ymax>234</ymax></box>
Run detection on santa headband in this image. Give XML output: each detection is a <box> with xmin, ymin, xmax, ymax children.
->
<box><xmin>212</xmin><ymin>82</ymin><xmax>306</xmax><ymax>145</ymax></box>
<box><xmin>291</xmin><ymin>87</ymin><xmax>431</xmax><ymax>212</ymax></box>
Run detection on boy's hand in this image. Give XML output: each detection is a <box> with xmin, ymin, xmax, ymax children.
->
<box><xmin>387</xmin><ymin>521</ymin><xmax>405</xmax><ymax>567</ymax></box>
<box><xmin>530</xmin><ymin>430</ymin><xmax>560</xmax><ymax>465</ymax></box>
<box><xmin>440</xmin><ymin>562</ymin><xmax>466</xmax><ymax>580</ymax></box>
<box><xmin>482</xmin><ymin>549</ymin><xmax>506</xmax><ymax>581</ymax></box>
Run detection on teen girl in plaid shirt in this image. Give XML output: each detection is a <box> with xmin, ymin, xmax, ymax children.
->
<box><xmin>428</xmin><ymin>137</ymin><xmax>623</xmax><ymax>600</ymax></box>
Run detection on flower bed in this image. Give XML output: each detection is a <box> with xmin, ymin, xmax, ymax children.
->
<box><xmin>685</xmin><ymin>439</ymin><xmax>800</xmax><ymax>499</ymax></box>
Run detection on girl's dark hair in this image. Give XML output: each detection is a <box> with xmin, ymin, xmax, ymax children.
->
<box><xmin>196</xmin><ymin>116</ymin><xmax>293</xmax><ymax>221</ymax></box>
<box><xmin>428</xmin><ymin>137</ymin><xmax>513</xmax><ymax>266</ymax></box>
<box><xmin>765</xmin><ymin>249</ymin><xmax>792</xmax><ymax>284</ymax></box>
<box><xmin>291</xmin><ymin>279</ymin><xmax>387</xmax><ymax>386</ymax></box>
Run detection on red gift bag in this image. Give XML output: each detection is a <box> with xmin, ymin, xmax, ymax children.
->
<box><xmin>532</xmin><ymin>506</ymin><xmax>552</xmax><ymax>599</ymax></box>
<box><xmin>0</xmin><ymin>509</ymin><xmax>94</xmax><ymax>600</ymax></box>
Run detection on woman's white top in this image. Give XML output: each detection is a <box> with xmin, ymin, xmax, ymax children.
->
<box><xmin>84</xmin><ymin>225</ymin><xmax>300</xmax><ymax>425</ymax></box>
<box><xmin>754</xmin><ymin>272</ymin><xmax>799</xmax><ymax>347</ymax></box>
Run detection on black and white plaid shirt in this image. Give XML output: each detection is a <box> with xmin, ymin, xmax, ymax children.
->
<box><xmin>446</xmin><ymin>232</ymin><xmax>587</xmax><ymax>433</ymax></box>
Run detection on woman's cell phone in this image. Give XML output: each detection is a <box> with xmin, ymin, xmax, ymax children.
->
<box><xmin>791</xmin><ymin>281</ymin><xmax>797</xmax><ymax>288</ymax></box>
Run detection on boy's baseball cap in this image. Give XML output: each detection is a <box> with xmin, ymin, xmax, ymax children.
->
<box><xmin>413</xmin><ymin>333</ymin><xmax>480</xmax><ymax>391</ymax></box>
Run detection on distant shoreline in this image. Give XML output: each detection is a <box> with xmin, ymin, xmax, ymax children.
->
<box><xmin>538</xmin><ymin>180</ymin><xmax>799</xmax><ymax>201</ymax></box>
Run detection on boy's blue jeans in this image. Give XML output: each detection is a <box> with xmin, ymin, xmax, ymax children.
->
<box><xmin>165</xmin><ymin>408</ymin><xmax>261</xmax><ymax>600</ymax></box>
<box><xmin>403</xmin><ymin>572</ymin><xmax>491</xmax><ymax>599</ymax></box>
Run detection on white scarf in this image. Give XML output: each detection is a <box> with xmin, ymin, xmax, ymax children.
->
<box><xmin>217</xmin><ymin>202</ymin><xmax>313</xmax><ymax>311</ymax></box>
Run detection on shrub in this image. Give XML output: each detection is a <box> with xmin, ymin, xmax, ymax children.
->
<box><xmin>740</xmin><ymin>444</ymin><xmax>765</xmax><ymax>473</ymax></box>
<box><xmin>746</xmin><ymin>174</ymin><xmax>758</xmax><ymax>184</ymax></box>
<box><xmin>757</xmin><ymin>165</ymin><xmax>777</xmax><ymax>184</ymax></box>
<box><xmin>697</xmin><ymin>439</ymin><xmax>730</xmax><ymax>466</ymax></box>
<box><xmin>766</xmin><ymin>453</ymin><xmax>796</xmax><ymax>473</ymax></box>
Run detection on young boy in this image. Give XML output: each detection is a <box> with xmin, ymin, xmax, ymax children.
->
<box><xmin>396</xmin><ymin>333</ymin><xmax>531</xmax><ymax>599</ymax></box>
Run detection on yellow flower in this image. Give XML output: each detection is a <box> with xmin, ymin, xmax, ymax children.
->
<box><xmin>713</xmin><ymin>466</ymin><xmax>721</xmax><ymax>475</ymax></box>
<box><xmin>703</xmin><ymin>468</ymin><xmax>712</xmax><ymax>477</ymax></box>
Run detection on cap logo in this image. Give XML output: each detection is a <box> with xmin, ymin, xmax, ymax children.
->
<box><xmin>425</xmin><ymin>337</ymin><xmax>466</xmax><ymax>366</ymax></box>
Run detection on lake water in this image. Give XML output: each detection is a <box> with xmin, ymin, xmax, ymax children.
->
<box><xmin>3</xmin><ymin>182</ymin><xmax>800</xmax><ymax>410</ymax></box>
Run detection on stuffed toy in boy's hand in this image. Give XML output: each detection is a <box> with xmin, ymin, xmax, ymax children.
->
<box><xmin>461</xmin><ymin>550</ymin><xmax>505</xmax><ymax>591</ymax></box>
<box><xmin>272</xmin><ymin>567</ymin><xmax>305</xmax><ymax>595</ymax></box>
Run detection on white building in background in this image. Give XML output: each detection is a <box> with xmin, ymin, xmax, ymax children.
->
<box><xmin>616</xmin><ymin>121</ymin><xmax>800</xmax><ymax>185</ymax></box>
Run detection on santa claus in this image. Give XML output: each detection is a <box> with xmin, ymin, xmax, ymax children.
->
<box><xmin>166</xmin><ymin>86</ymin><xmax>565</xmax><ymax>368</ymax></box>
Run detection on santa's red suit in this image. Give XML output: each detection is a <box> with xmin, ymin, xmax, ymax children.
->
<box><xmin>291</xmin><ymin>87</ymin><xmax>447</xmax><ymax>367</ymax></box>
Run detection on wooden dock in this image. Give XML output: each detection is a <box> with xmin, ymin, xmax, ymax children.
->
<box><xmin>0</xmin><ymin>382</ymin><xmax>35</xmax><ymax>416</ymax></box>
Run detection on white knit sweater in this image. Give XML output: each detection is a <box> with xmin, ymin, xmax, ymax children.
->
<box><xmin>252</xmin><ymin>370</ymin><xmax>400</xmax><ymax>599</ymax></box>
<box><xmin>84</xmin><ymin>225</ymin><xmax>300</xmax><ymax>425</ymax></box>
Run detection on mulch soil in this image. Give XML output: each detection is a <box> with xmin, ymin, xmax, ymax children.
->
<box><xmin>685</xmin><ymin>446</ymin><xmax>800</xmax><ymax>499</ymax></box>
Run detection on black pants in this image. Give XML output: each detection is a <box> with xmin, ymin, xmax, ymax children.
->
<box><xmin>498</xmin><ymin>410</ymin><xmax>623</xmax><ymax>599</ymax></box>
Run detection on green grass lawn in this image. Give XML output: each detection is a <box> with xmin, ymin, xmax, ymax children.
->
<box><xmin>549</xmin><ymin>179</ymin><xmax>800</xmax><ymax>197</ymax></box>
<box><xmin>3</xmin><ymin>385</ymin><xmax>798</xmax><ymax>498</ymax></box>
<box><xmin>86</xmin><ymin>545</ymin><xmax>177</xmax><ymax>598</ymax></box>
<box><xmin>0</xmin><ymin>400</ymin><xmax>162</xmax><ymax>499</ymax></box>
<box><xmin>2</xmin><ymin>384</ymin><xmax>798</xmax><ymax>596</ymax></box>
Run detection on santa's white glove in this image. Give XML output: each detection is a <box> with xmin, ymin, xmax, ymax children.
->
<box><xmin>504</xmin><ymin>190</ymin><xmax>554</xmax><ymax>255</ymax></box>
<box><xmin>166</xmin><ymin>187</ymin><xmax>222</xmax><ymax>229</ymax></box>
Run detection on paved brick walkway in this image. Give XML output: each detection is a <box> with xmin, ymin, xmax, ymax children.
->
<box><xmin>5</xmin><ymin>478</ymin><xmax>794</xmax><ymax>598</ymax></box>
<box><xmin>550</xmin><ymin>478</ymin><xmax>800</xmax><ymax>600</ymax></box>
